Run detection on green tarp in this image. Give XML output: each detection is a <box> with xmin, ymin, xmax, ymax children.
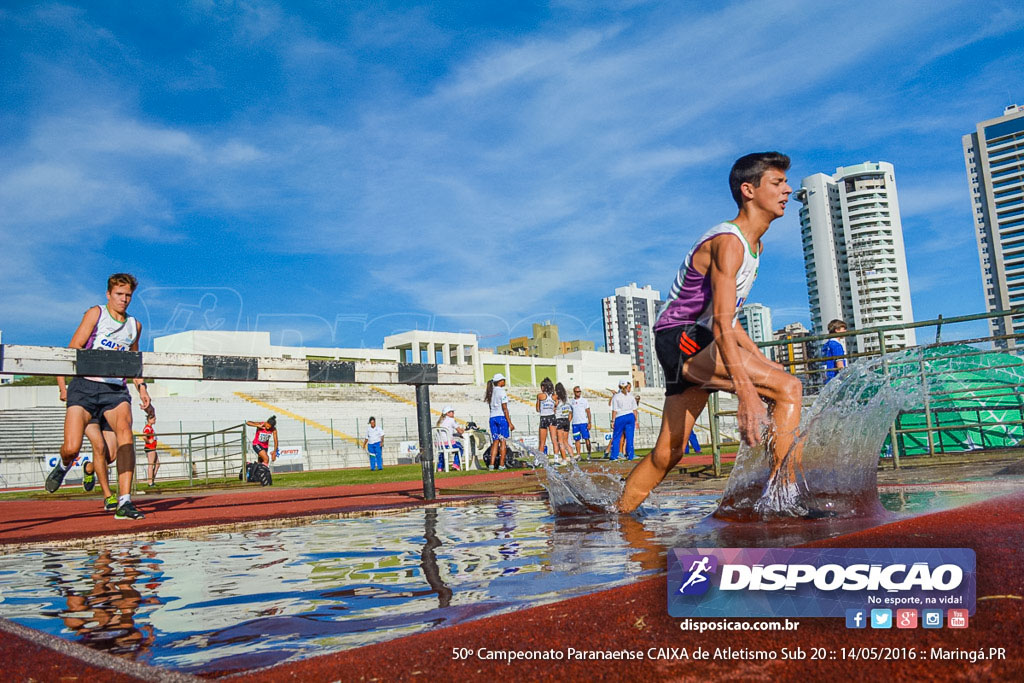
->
<box><xmin>889</xmin><ymin>344</ymin><xmax>1024</xmax><ymax>455</ymax></box>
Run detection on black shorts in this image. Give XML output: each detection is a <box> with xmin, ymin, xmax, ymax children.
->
<box><xmin>67</xmin><ymin>378</ymin><xmax>131</xmax><ymax>418</ymax></box>
<box><xmin>252</xmin><ymin>443</ymin><xmax>269</xmax><ymax>456</ymax></box>
<box><xmin>655</xmin><ymin>324</ymin><xmax>715</xmax><ymax>397</ymax></box>
<box><xmin>88</xmin><ymin>415</ymin><xmax>114</xmax><ymax>432</ymax></box>
<box><xmin>539</xmin><ymin>415</ymin><xmax>556</xmax><ymax>429</ymax></box>
<box><xmin>555</xmin><ymin>418</ymin><xmax>571</xmax><ymax>431</ymax></box>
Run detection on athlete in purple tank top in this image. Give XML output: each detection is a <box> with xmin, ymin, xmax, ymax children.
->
<box><xmin>619</xmin><ymin>152</ymin><xmax>814</xmax><ymax>519</ymax></box>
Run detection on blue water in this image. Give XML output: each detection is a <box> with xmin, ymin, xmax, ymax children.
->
<box><xmin>0</xmin><ymin>481</ymin><xmax>1016</xmax><ymax>674</ymax></box>
<box><xmin>0</xmin><ymin>497</ymin><xmax>720</xmax><ymax>674</ymax></box>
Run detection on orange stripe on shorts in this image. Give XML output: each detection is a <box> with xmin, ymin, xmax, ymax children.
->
<box><xmin>679</xmin><ymin>333</ymin><xmax>699</xmax><ymax>354</ymax></box>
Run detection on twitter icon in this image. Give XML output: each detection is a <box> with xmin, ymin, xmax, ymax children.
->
<box><xmin>870</xmin><ymin>609</ymin><xmax>892</xmax><ymax>629</ymax></box>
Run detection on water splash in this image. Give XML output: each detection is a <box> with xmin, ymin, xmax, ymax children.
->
<box><xmin>528</xmin><ymin>346</ymin><xmax>1018</xmax><ymax>522</ymax></box>
<box><xmin>515</xmin><ymin>442</ymin><xmax>632</xmax><ymax>514</ymax></box>
<box><xmin>716</xmin><ymin>349</ymin><xmax>927</xmax><ymax>520</ymax></box>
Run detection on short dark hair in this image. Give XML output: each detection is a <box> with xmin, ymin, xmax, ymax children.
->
<box><xmin>827</xmin><ymin>319</ymin><xmax>848</xmax><ymax>334</ymax></box>
<box><xmin>107</xmin><ymin>273</ymin><xmax>138</xmax><ymax>292</ymax></box>
<box><xmin>729</xmin><ymin>152</ymin><xmax>790</xmax><ymax>208</ymax></box>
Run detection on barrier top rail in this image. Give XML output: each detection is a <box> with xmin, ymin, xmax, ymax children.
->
<box><xmin>0</xmin><ymin>345</ymin><xmax>474</xmax><ymax>386</ymax></box>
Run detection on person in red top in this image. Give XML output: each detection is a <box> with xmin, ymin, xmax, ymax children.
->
<box><xmin>143</xmin><ymin>413</ymin><xmax>159</xmax><ymax>487</ymax></box>
<box><xmin>245</xmin><ymin>416</ymin><xmax>279</xmax><ymax>465</ymax></box>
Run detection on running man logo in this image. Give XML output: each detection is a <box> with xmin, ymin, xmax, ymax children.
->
<box><xmin>676</xmin><ymin>555</ymin><xmax>718</xmax><ymax>596</ymax></box>
<box><xmin>667</xmin><ymin>548</ymin><xmax>976</xmax><ymax>619</ymax></box>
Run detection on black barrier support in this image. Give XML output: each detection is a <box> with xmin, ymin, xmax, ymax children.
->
<box><xmin>415</xmin><ymin>383</ymin><xmax>436</xmax><ymax>500</ymax></box>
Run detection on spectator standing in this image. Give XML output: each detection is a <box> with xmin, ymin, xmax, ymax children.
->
<box><xmin>570</xmin><ymin>386</ymin><xmax>593</xmax><ymax>458</ymax></box>
<box><xmin>536</xmin><ymin>377</ymin><xmax>557</xmax><ymax>457</ymax></box>
<box><xmin>610</xmin><ymin>381</ymin><xmax>639</xmax><ymax>461</ymax></box>
<box><xmin>822</xmin><ymin>319</ymin><xmax>849</xmax><ymax>383</ymax></box>
<box><xmin>553</xmin><ymin>383</ymin><xmax>573</xmax><ymax>463</ymax></box>
<box><xmin>363</xmin><ymin>417</ymin><xmax>384</xmax><ymax>471</ymax></box>
<box><xmin>485</xmin><ymin>374</ymin><xmax>515</xmax><ymax>470</ymax></box>
<box><xmin>143</xmin><ymin>413</ymin><xmax>159</xmax><ymax>486</ymax></box>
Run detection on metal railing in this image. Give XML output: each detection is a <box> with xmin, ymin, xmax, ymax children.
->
<box><xmin>702</xmin><ymin>307</ymin><xmax>1024</xmax><ymax>475</ymax></box>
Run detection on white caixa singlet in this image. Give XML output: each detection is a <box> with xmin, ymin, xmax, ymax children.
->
<box><xmin>84</xmin><ymin>305</ymin><xmax>138</xmax><ymax>385</ymax></box>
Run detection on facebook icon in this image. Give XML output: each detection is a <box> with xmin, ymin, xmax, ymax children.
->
<box><xmin>846</xmin><ymin>609</ymin><xmax>867</xmax><ymax>629</ymax></box>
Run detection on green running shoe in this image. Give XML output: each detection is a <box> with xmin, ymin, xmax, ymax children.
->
<box><xmin>114</xmin><ymin>500</ymin><xmax>145</xmax><ymax>520</ymax></box>
<box><xmin>45</xmin><ymin>463</ymin><xmax>68</xmax><ymax>493</ymax></box>
<box><xmin>104</xmin><ymin>495</ymin><xmax>118</xmax><ymax>513</ymax></box>
<box><xmin>82</xmin><ymin>471</ymin><xmax>96</xmax><ymax>492</ymax></box>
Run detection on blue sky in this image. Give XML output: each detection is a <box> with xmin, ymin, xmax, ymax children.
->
<box><xmin>2</xmin><ymin>0</ymin><xmax>1023</xmax><ymax>352</ymax></box>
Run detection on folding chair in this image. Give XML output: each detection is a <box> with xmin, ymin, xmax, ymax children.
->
<box><xmin>431</xmin><ymin>427</ymin><xmax>461</xmax><ymax>472</ymax></box>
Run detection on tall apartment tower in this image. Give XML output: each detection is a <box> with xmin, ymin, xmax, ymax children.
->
<box><xmin>602</xmin><ymin>283</ymin><xmax>664</xmax><ymax>387</ymax></box>
<box><xmin>962</xmin><ymin>104</ymin><xmax>1024</xmax><ymax>349</ymax></box>
<box><xmin>737</xmin><ymin>303</ymin><xmax>773</xmax><ymax>345</ymax></box>
<box><xmin>795</xmin><ymin>161</ymin><xmax>916</xmax><ymax>353</ymax></box>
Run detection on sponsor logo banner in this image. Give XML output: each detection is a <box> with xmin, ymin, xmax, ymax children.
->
<box><xmin>667</xmin><ymin>548</ymin><xmax>975</xmax><ymax>618</ymax></box>
<box><xmin>276</xmin><ymin>446</ymin><xmax>303</xmax><ymax>460</ymax></box>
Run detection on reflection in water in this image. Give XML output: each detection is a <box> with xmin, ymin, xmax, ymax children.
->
<box><xmin>420</xmin><ymin>508</ymin><xmax>452</xmax><ymax>608</ymax></box>
<box><xmin>51</xmin><ymin>547</ymin><xmax>160</xmax><ymax>656</ymax></box>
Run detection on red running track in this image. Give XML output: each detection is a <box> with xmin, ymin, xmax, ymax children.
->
<box><xmin>0</xmin><ymin>471</ymin><xmax>533</xmax><ymax>545</ymax></box>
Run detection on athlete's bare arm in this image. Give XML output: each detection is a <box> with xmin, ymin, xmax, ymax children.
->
<box><xmin>701</xmin><ymin>235</ymin><xmax>768</xmax><ymax>446</ymax></box>
<box><xmin>57</xmin><ymin>307</ymin><xmax>103</xmax><ymax>402</ymax></box>
<box><xmin>130</xmin><ymin>320</ymin><xmax>151</xmax><ymax>412</ymax></box>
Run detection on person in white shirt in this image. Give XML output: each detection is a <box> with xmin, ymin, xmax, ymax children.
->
<box><xmin>610</xmin><ymin>381</ymin><xmax>639</xmax><ymax>461</ymax></box>
<box><xmin>49</xmin><ymin>272</ymin><xmax>151</xmax><ymax>521</ymax></box>
<box><xmin>485</xmin><ymin>373</ymin><xmax>515</xmax><ymax>470</ymax></box>
<box><xmin>362</xmin><ymin>417</ymin><xmax>384</xmax><ymax>471</ymax></box>
<box><xmin>569</xmin><ymin>386</ymin><xmax>593</xmax><ymax>458</ymax></box>
<box><xmin>553</xmin><ymin>382</ymin><xmax>573</xmax><ymax>463</ymax></box>
<box><xmin>535</xmin><ymin>377</ymin><xmax>557</xmax><ymax>457</ymax></box>
<box><xmin>435</xmin><ymin>405</ymin><xmax>464</xmax><ymax>471</ymax></box>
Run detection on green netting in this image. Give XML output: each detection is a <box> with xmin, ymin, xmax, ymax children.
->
<box><xmin>888</xmin><ymin>344</ymin><xmax>1024</xmax><ymax>455</ymax></box>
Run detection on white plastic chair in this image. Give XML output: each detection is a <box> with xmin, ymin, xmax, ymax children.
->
<box><xmin>431</xmin><ymin>427</ymin><xmax>461</xmax><ymax>472</ymax></box>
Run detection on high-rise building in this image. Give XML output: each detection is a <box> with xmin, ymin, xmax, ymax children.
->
<box><xmin>737</xmin><ymin>303</ymin><xmax>773</xmax><ymax>345</ymax></box>
<box><xmin>962</xmin><ymin>104</ymin><xmax>1024</xmax><ymax>349</ymax></box>
<box><xmin>602</xmin><ymin>283</ymin><xmax>664</xmax><ymax>387</ymax></box>
<box><xmin>795</xmin><ymin>161</ymin><xmax>916</xmax><ymax>354</ymax></box>
<box><xmin>772</xmin><ymin>322</ymin><xmax>812</xmax><ymax>372</ymax></box>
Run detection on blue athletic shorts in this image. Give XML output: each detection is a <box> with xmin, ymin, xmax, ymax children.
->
<box><xmin>489</xmin><ymin>416</ymin><xmax>510</xmax><ymax>440</ymax></box>
<box><xmin>572</xmin><ymin>423</ymin><xmax>590</xmax><ymax>441</ymax></box>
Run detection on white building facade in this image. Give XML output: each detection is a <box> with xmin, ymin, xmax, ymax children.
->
<box><xmin>602</xmin><ymin>283</ymin><xmax>664</xmax><ymax>387</ymax></box>
<box><xmin>962</xmin><ymin>104</ymin><xmax>1024</xmax><ymax>350</ymax></box>
<box><xmin>795</xmin><ymin>161</ymin><xmax>916</xmax><ymax>353</ymax></box>
<box><xmin>737</xmin><ymin>303</ymin><xmax>773</xmax><ymax>345</ymax></box>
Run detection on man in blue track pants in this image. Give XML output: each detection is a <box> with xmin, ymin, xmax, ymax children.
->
<box><xmin>609</xmin><ymin>381</ymin><xmax>639</xmax><ymax>461</ymax></box>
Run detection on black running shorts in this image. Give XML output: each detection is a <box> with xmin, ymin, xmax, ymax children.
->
<box><xmin>655</xmin><ymin>324</ymin><xmax>715</xmax><ymax>396</ymax></box>
<box><xmin>539</xmin><ymin>415</ymin><xmax>556</xmax><ymax>429</ymax></box>
<box><xmin>67</xmin><ymin>378</ymin><xmax>131</xmax><ymax>418</ymax></box>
